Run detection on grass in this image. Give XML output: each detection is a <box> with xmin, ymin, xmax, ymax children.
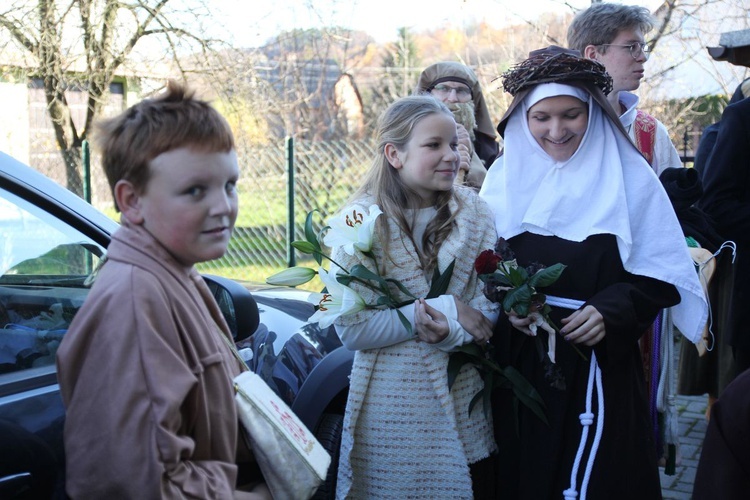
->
<box><xmin>10</xmin><ymin>244</ymin><xmax>100</xmax><ymax>276</ymax></box>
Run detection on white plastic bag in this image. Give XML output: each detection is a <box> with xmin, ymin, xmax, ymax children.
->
<box><xmin>234</xmin><ymin>370</ymin><xmax>331</xmax><ymax>500</ymax></box>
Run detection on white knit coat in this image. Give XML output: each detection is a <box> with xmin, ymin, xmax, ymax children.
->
<box><xmin>334</xmin><ymin>187</ymin><xmax>500</xmax><ymax>499</ymax></box>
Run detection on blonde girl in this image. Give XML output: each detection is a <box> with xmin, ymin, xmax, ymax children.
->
<box><xmin>332</xmin><ymin>95</ymin><xmax>500</xmax><ymax>499</ymax></box>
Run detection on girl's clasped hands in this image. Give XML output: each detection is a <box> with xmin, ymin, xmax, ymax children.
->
<box><xmin>414</xmin><ymin>297</ymin><xmax>493</xmax><ymax>345</ymax></box>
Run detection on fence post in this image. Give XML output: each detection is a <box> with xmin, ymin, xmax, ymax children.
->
<box><xmin>82</xmin><ymin>139</ymin><xmax>91</xmax><ymax>203</ymax></box>
<box><xmin>286</xmin><ymin>136</ymin><xmax>296</xmax><ymax>268</ymax></box>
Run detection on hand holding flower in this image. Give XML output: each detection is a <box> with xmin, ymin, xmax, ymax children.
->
<box><xmin>507</xmin><ymin>309</ymin><xmax>535</xmax><ymax>336</ymax></box>
<box><xmin>474</xmin><ymin>238</ymin><xmax>587</xmax><ymax>367</ymax></box>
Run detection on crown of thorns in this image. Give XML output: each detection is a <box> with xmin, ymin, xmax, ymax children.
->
<box><xmin>501</xmin><ymin>52</ymin><xmax>613</xmax><ymax>96</ymax></box>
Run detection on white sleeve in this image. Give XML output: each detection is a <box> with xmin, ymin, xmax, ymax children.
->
<box><xmin>483</xmin><ymin>308</ymin><xmax>500</xmax><ymax>326</ymax></box>
<box><xmin>653</xmin><ymin>120</ymin><xmax>684</xmax><ymax>176</ymax></box>
<box><xmin>335</xmin><ymin>295</ymin><xmax>473</xmax><ymax>351</ymax></box>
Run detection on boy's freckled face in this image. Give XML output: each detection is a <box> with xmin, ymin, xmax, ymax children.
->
<box><xmin>138</xmin><ymin>147</ymin><xmax>239</xmax><ymax>267</ymax></box>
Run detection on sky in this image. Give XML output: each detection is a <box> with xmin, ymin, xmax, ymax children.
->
<box><xmin>213</xmin><ymin>0</ymin><xmax>665</xmax><ymax>47</ymax></box>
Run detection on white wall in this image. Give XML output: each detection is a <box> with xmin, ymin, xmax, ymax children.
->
<box><xmin>0</xmin><ymin>81</ymin><xmax>29</xmax><ymax>163</ymax></box>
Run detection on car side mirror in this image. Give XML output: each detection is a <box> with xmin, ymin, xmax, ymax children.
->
<box><xmin>202</xmin><ymin>275</ymin><xmax>259</xmax><ymax>342</ymax></box>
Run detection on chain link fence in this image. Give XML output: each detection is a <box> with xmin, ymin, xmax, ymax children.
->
<box><xmin>30</xmin><ymin>129</ymin><xmax>701</xmax><ymax>286</ymax></box>
<box><xmin>31</xmin><ymin>139</ymin><xmax>376</xmax><ymax>284</ymax></box>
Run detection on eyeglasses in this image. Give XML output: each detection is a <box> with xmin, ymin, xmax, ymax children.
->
<box><xmin>597</xmin><ymin>42</ymin><xmax>650</xmax><ymax>60</ymax></box>
<box><xmin>430</xmin><ymin>84</ymin><xmax>473</xmax><ymax>101</ymax></box>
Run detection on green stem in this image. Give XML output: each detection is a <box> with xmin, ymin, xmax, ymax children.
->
<box><xmin>314</xmin><ymin>249</ymin><xmax>409</xmax><ymax>307</ymax></box>
<box><xmin>312</xmin><ymin>250</ymin><xmax>390</xmax><ymax>298</ymax></box>
<box><xmin>311</xmin><ymin>250</ymin><xmax>350</xmax><ymax>275</ymax></box>
<box><xmin>364</xmin><ymin>251</ymin><xmax>415</xmax><ymax>303</ymax></box>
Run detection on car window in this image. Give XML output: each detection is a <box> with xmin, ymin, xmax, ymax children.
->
<box><xmin>0</xmin><ymin>187</ymin><xmax>105</xmax><ymax>375</ymax></box>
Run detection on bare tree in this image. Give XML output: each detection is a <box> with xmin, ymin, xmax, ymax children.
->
<box><xmin>0</xmin><ymin>0</ymin><xmax>225</xmax><ymax>195</ymax></box>
<box><xmin>362</xmin><ymin>27</ymin><xmax>421</xmax><ymax>130</ymax></box>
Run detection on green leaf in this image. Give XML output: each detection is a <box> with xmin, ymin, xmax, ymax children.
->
<box><xmin>337</xmin><ymin>275</ymin><xmax>354</xmax><ymax>286</ymax></box>
<box><xmin>502</xmin><ymin>284</ymin><xmax>532</xmax><ymax>313</ymax></box>
<box><xmin>528</xmin><ymin>263</ymin><xmax>567</xmax><ymax>288</ymax></box>
<box><xmin>482</xmin><ymin>370</ymin><xmax>494</xmax><ymax>419</ymax></box>
<box><xmin>375</xmin><ymin>295</ymin><xmax>394</xmax><ymax>307</ymax></box>
<box><xmin>386</xmin><ymin>278</ymin><xmax>418</xmax><ymax>300</ymax></box>
<box><xmin>448</xmin><ymin>344</ymin><xmax>547</xmax><ymax>424</ymax></box>
<box><xmin>503</xmin><ymin>365</ymin><xmax>548</xmax><ymax>426</ymax></box>
<box><xmin>291</xmin><ymin>240</ymin><xmax>316</xmax><ymax>254</ymax></box>
<box><xmin>453</xmin><ymin>342</ymin><xmax>484</xmax><ymax>358</ymax></box>
<box><xmin>491</xmin><ymin>271</ymin><xmax>513</xmax><ymax>286</ymax></box>
<box><xmin>396</xmin><ymin>309</ymin><xmax>412</xmax><ymax>336</ymax></box>
<box><xmin>426</xmin><ymin>259</ymin><xmax>455</xmax><ymax>299</ymax></box>
<box><xmin>468</xmin><ymin>388</ymin><xmax>484</xmax><ymax>416</ymax></box>
<box><xmin>349</xmin><ymin>264</ymin><xmax>389</xmax><ymax>289</ymax></box>
<box><xmin>304</xmin><ymin>210</ymin><xmax>318</xmax><ymax>245</ymax></box>
<box><xmin>447</xmin><ymin>352</ymin><xmax>473</xmax><ymax>390</ymax></box>
<box><xmin>303</xmin><ymin>210</ymin><xmax>324</xmax><ymax>265</ymax></box>
<box><xmin>501</xmin><ymin>365</ymin><xmax>542</xmax><ymax>400</ymax></box>
<box><xmin>507</xmin><ymin>266</ymin><xmax>527</xmax><ymax>287</ymax></box>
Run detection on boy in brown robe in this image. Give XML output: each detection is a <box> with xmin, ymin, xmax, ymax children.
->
<box><xmin>56</xmin><ymin>82</ymin><xmax>270</xmax><ymax>499</ymax></box>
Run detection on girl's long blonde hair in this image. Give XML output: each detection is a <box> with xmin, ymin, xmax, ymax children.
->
<box><xmin>348</xmin><ymin>95</ymin><xmax>463</xmax><ymax>273</ymax></box>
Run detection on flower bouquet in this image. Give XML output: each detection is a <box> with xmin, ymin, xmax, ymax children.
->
<box><xmin>269</xmin><ymin>207</ymin><xmax>546</xmax><ymax>421</ymax></box>
<box><xmin>266</xmin><ymin>205</ymin><xmax>454</xmax><ymax>334</ymax></box>
<box><xmin>475</xmin><ymin>237</ymin><xmax>584</xmax><ymax>390</ymax></box>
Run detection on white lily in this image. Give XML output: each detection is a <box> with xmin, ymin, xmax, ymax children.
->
<box><xmin>323</xmin><ymin>204</ymin><xmax>382</xmax><ymax>256</ymax></box>
<box><xmin>308</xmin><ymin>266</ymin><xmax>367</xmax><ymax>328</ymax></box>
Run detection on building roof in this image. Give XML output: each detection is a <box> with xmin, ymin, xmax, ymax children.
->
<box><xmin>708</xmin><ymin>29</ymin><xmax>750</xmax><ymax>67</ymax></box>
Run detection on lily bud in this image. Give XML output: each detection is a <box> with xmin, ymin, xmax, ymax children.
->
<box><xmin>266</xmin><ymin>266</ymin><xmax>317</xmax><ymax>286</ymax></box>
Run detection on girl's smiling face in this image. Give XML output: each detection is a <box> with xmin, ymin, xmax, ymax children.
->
<box><xmin>385</xmin><ymin>112</ymin><xmax>460</xmax><ymax>206</ymax></box>
<box><xmin>527</xmin><ymin>95</ymin><xmax>589</xmax><ymax>162</ymax></box>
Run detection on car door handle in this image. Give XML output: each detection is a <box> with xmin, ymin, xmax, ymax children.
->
<box><xmin>0</xmin><ymin>472</ymin><xmax>32</xmax><ymax>498</ymax></box>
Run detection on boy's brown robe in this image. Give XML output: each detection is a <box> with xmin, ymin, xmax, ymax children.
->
<box><xmin>57</xmin><ymin>219</ymin><xmax>247</xmax><ymax>499</ymax></box>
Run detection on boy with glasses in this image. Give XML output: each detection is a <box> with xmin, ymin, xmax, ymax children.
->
<box><xmin>569</xmin><ymin>3</ymin><xmax>689</xmax><ymax>479</ymax></box>
<box><xmin>568</xmin><ymin>2</ymin><xmax>682</xmax><ymax>176</ymax></box>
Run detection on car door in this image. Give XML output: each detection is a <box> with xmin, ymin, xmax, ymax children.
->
<box><xmin>0</xmin><ymin>174</ymin><xmax>108</xmax><ymax>499</ymax></box>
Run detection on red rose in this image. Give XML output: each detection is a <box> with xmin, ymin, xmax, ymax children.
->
<box><xmin>475</xmin><ymin>249</ymin><xmax>502</xmax><ymax>275</ymax></box>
